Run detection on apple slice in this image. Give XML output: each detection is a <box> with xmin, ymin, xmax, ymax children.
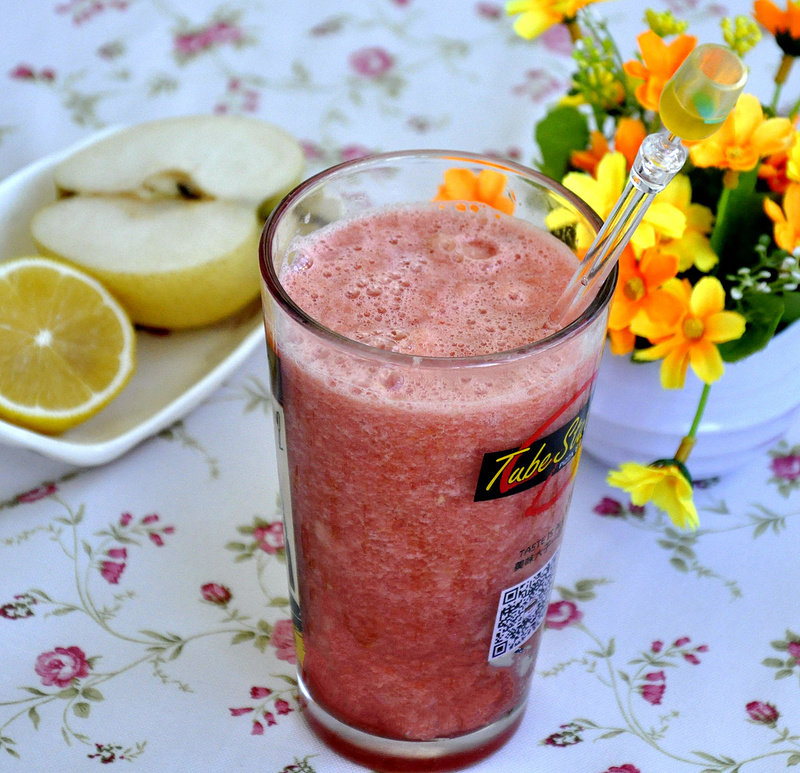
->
<box><xmin>30</xmin><ymin>115</ymin><xmax>304</xmax><ymax>329</ymax></box>
<box><xmin>53</xmin><ymin>114</ymin><xmax>305</xmax><ymax>218</ymax></box>
<box><xmin>32</xmin><ymin>196</ymin><xmax>261</xmax><ymax>329</ymax></box>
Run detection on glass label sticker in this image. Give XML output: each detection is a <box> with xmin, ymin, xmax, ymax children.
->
<box><xmin>474</xmin><ymin>402</ymin><xmax>589</xmax><ymax>502</ymax></box>
<box><xmin>489</xmin><ymin>551</ymin><xmax>558</xmax><ymax>661</ymax></box>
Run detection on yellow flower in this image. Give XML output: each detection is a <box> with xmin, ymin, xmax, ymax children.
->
<box><xmin>505</xmin><ymin>0</ymin><xmax>603</xmax><ymax>40</ymax></box>
<box><xmin>433</xmin><ymin>168</ymin><xmax>515</xmax><ymax>214</ymax></box>
<box><xmin>633</xmin><ymin>276</ymin><xmax>746</xmax><ymax>389</ymax></box>
<box><xmin>764</xmin><ymin>181</ymin><xmax>800</xmax><ymax>252</ymax></box>
<box><xmin>608</xmin><ymin>461</ymin><xmax>699</xmax><ymax>530</ymax></box>
<box><xmin>655</xmin><ymin>174</ymin><xmax>718</xmax><ymax>272</ymax></box>
<box><xmin>561</xmin><ymin>151</ymin><xmax>686</xmax><ymax>252</ymax></box>
<box><xmin>689</xmin><ymin>93</ymin><xmax>794</xmax><ymax>172</ymax></box>
<box><xmin>787</xmin><ymin>130</ymin><xmax>800</xmax><ymax>182</ymax></box>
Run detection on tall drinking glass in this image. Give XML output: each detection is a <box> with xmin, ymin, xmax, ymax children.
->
<box><xmin>259</xmin><ymin>150</ymin><xmax>615</xmax><ymax>771</ymax></box>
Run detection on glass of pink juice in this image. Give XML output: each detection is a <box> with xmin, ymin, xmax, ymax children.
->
<box><xmin>258</xmin><ymin>150</ymin><xmax>614</xmax><ymax>771</ymax></box>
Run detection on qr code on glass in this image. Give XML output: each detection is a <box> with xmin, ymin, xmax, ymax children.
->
<box><xmin>488</xmin><ymin>552</ymin><xmax>558</xmax><ymax>661</ymax></box>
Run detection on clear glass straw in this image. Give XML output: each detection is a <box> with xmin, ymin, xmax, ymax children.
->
<box><xmin>549</xmin><ymin>43</ymin><xmax>747</xmax><ymax>326</ymax></box>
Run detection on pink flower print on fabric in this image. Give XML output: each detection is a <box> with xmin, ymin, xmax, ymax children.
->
<box><xmin>0</xmin><ymin>593</ymin><xmax>38</xmax><ymax>620</ymax></box>
<box><xmin>543</xmin><ymin>721</ymin><xmax>584</xmax><ymax>747</ymax></box>
<box><xmin>788</xmin><ymin>640</ymin><xmax>800</xmax><ymax>665</ymax></box>
<box><xmin>254</xmin><ymin>521</ymin><xmax>284</xmax><ymax>554</ymax></box>
<box><xmin>747</xmin><ymin>700</ymin><xmax>779</xmax><ymax>726</ymax></box>
<box><xmin>605</xmin><ymin>766</ymin><xmax>641</xmax><ymax>773</ymax></box>
<box><xmin>271</xmin><ymin>619</ymin><xmax>297</xmax><ymax>664</ymax></box>
<box><xmin>100</xmin><ymin>560</ymin><xmax>125</xmax><ymax>584</ymax></box>
<box><xmin>771</xmin><ymin>452</ymin><xmax>800</xmax><ymax>481</ymax></box>
<box><xmin>16</xmin><ymin>483</ymin><xmax>57</xmax><ymax>503</ymax></box>
<box><xmin>100</xmin><ymin>547</ymin><xmax>128</xmax><ymax>584</ymax></box>
<box><xmin>274</xmin><ymin>698</ymin><xmax>293</xmax><ymax>715</ymax></box>
<box><xmin>545</xmin><ymin>600</ymin><xmax>583</xmax><ymax>629</ymax></box>
<box><xmin>174</xmin><ymin>20</ymin><xmax>244</xmax><ymax>58</ymax></box>
<box><xmin>201</xmin><ymin>583</ymin><xmax>232</xmax><ymax>605</ymax></box>
<box><xmin>340</xmin><ymin>144</ymin><xmax>373</xmax><ymax>162</ymax></box>
<box><xmin>349</xmin><ymin>46</ymin><xmax>395</xmax><ymax>78</ymax></box>
<box><xmin>639</xmin><ymin>671</ymin><xmax>666</xmax><ymax>705</ymax></box>
<box><xmin>35</xmin><ymin>646</ymin><xmax>90</xmax><ymax>688</ymax></box>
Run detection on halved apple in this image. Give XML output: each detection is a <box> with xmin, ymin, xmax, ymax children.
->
<box><xmin>31</xmin><ymin>115</ymin><xmax>304</xmax><ymax>329</ymax></box>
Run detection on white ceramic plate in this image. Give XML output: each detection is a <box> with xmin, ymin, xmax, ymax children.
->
<box><xmin>0</xmin><ymin>131</ymin><xmax>265</xmax><ymax>466</ymax></box>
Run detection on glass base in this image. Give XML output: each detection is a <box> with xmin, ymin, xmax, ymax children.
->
<box><xmin>297</xmin><ymin>673</ymin><xmax>526</xmax><ymax>772</ymax></box>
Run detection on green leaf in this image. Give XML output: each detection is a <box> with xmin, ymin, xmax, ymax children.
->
<box><xmin>231</xmin><ymin>631</ymin><xmax>256</xmax><ymax>645</ymax></box>
<box><xmin>709</xmin><ymin>167</ymin><xmax>765</xmax><ymax>274</ymax></box>
<box><xmin>534</xmin><ymin>105</ymin><xmax>589</xmax><ymax>180</ymax></box>
<box><xmin>720</xmin><ymin>292</ymin><xmax>783</xmax><ymax>362</ymax></box>
<box><xmin>81</xmin><ymin>687</ymin><xmax>104</xmax><ymax>702</ymax></box>
<box><xmin>57</xmin><ymin>687</ymin><xmax>79</xmax><ymax>699</ymax></box>
<box><xmin>787</xmin><ymin>751</ymin><xmax>800</xmax><ymax>766</ymax></box>
<box><xmin>781</xmin><ymin>294</ymin><xmax>800</xmax><ymax>326</ymax></box>
<box><xmin>763</xmin><ymin>657</ymin><xmax>787</xmax><ymax>668</ymax></box>
<box><xmin>670</xmin><ymin>557</ymin><xmax>689</xmax><ymax>572</ymax></box>
<box><xmin>73</xmin><ymin>702</ymin><xmax>91</xmax><ymax>719</ymax></box>
<box><xmin>50</xmin><ymin>605</ymin><xmax>79</xmax><ymax>616</ymax></box>
<box><xmin>598</xmin><ymin>728</ymin><xmax>625</xmax><ymax>739</ymax></box>
<box><xmin>269</xmin><ymin>597</ymin><xmax>290</xmax><ymax>607</ymax></box>
<box><xmin>28</xmin><ymin>706</ymin><xmax>40</xmax><ymax>730</ymax></box>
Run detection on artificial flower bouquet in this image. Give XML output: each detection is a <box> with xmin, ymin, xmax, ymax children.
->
<box><xmin>506</xmin><ymin>0</ymin><xmax>800</xmax><ymax>528</ymax></box>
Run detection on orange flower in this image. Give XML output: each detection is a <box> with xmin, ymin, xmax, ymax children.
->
<box><xmin>614</xmin><ymin>117</ymin><xmax>648</xmax><ymax>169</ymax></box>
<box><xmin>608</xmin><ymin>245</ymin><xmax>683</xmax><ymax>336</ymax></box>
<box><xmin>689</xmin><ymin>93</ymin><xmax>794</xmax><ymax>172</ymax></box>
<box><xmin>764</xmin><ymin>182</ymin><xmax>800</xmax><ymax>251</ymax></box>
<box><xmin>623</xmin><ymin>30</ymin><xmax>697</xmax><ymax>112</ymax></box>
<box><xmin>433</xmin><ymin>168</ymin><xmax>515</xmax><ymax>214</ymax></box>
<box><xmin>570</xmin><ymin>130</ymin><xmax>609</xmax><ymax>175</ymax></box>
<box><xmin>754</xmin><ymin>0</ymin><xmax>800</xmax><ymax>55</ymax></box>
<box><xmin>759</xmin><ymin>148</ymin><xmax>792</xmax><ymax>193</ymax></box>
<box><xmin>633</xmin><ymin>277</ymin><xmax>746</xmax><ymax>389</ymax></box>
<box><xmin>570</xmin><ymin>119</ymin><xmax>647</xmax><ymax>175</ymax></box>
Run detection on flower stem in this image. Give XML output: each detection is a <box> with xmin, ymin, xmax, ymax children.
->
<box><xmin>565</xmin><ymin>18</ymin><xmax>583</xmax><ymax>44</ymax></box>
<box><xmin>688</xmin><ymin>383</ymin><xmax>711</xmax><ymax>440</ymax></box>
<box><xmin>771</xmin><ymin>54</ymin><xmax>793</xmax><ymax>113</ymax></box>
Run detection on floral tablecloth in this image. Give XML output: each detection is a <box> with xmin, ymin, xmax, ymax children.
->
<box><xmin>2</xmin><ymin>1</ymin><xmax>800</xmax><ymax>771</ymax></box>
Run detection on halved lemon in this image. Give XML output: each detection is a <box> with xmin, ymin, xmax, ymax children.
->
<box><xmin>0</xmin><ymin>256</ymin><xmax>136</xmax><ymax>434</ymax></box>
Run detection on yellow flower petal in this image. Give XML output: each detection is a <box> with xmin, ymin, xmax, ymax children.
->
<box><xmin>688</xmin><ymin>339</ymin><xmax>724</xmax><ymax>383</ymax></box>
<box><xmin>690</xmin><ymin>276</ymin><xmax>725</xmax><ymax>318</ymax></box>
<box><xmin>660</xmin><ymin>344</ymin><xmax>692</xmax><ymax>389</ymax></box>
<box><xmin>704</xmin><ymin>310</ymin><xmax>747</xmax><ymax>343</ymax></box>
<box><xmin>607</xmin><ymin>461</ymin><xmax>698</xmax><ymax>530</ymax></box>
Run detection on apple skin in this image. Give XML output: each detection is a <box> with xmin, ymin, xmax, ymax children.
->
<box><xmin>30</xmin><ymin>115</ymin><xmax>305</xmax><ymax>329</ymax></box>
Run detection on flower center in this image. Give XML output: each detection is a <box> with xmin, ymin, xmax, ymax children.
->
<box><xmin>682</xmin><ymin>316</ymin><xmax>705</xmax><ymax>340</ymax></box>
<box><xmin>623</xmin><ymin>276</ymin><xmax>646</xmax><ymax>301</ymax></box>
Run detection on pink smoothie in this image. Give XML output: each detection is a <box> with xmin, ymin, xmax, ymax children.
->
<box><xmin>273</xmin><ymin>204</ymin><xmax>605</xmax><ymax>746</ymax></box>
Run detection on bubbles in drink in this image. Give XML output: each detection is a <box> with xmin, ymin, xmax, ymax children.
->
<box><xmin>280</xmin><ymin>206</ymin><xmax>578</xmax><ymax>358</ymax></box>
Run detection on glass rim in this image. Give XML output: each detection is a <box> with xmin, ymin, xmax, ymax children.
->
<box><xmin>259</xmin><ymin>148</ymin><xmax>617</xmax><ymax>368</ymax></box>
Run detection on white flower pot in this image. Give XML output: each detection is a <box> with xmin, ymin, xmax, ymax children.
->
<box><xmin>583</xmin><ymin>322</ymin><xmax>800</xmax><ymax>480</ymax></box>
